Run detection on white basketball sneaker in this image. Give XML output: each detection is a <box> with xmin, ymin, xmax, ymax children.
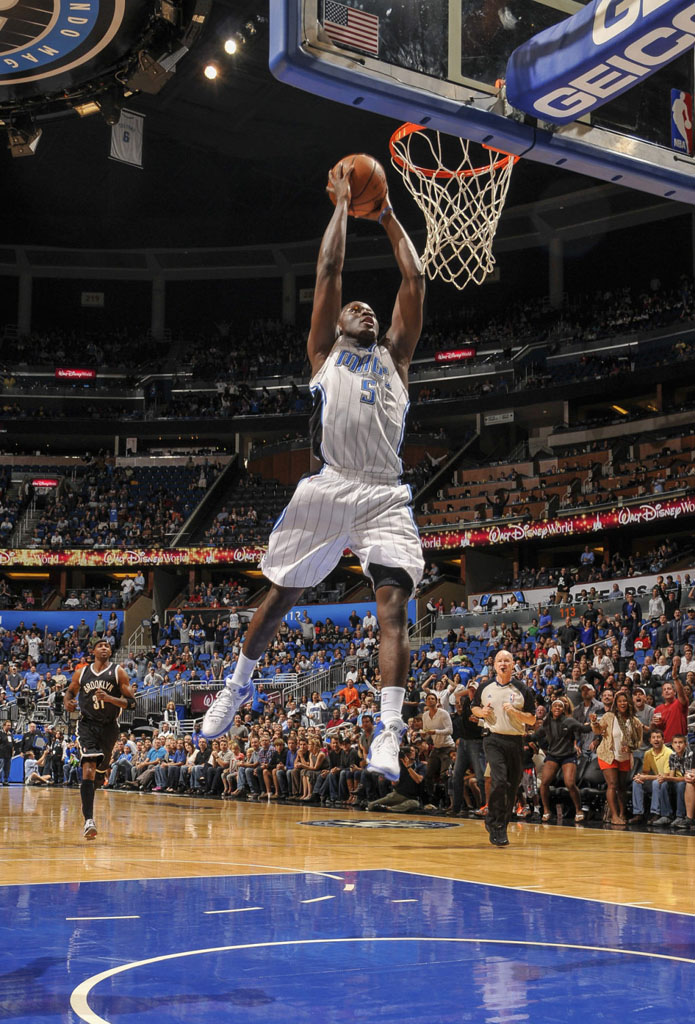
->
<box><xmin>202</xmin><ymin>680</ymin><xmax>255</xmax><ymax>739</ymax></box>
<box><xmin>366</xmin><ymin>720</ymin><xmax>406</xmax><ymax>783</ymax></box>
<box><xmin>83</xmin><ymin>819</ymin><xmax>97</xmax><ymax>840</ymax></box>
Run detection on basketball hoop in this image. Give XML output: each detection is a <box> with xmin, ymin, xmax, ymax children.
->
<box><xmin>389</xmin><ymin>122</ymin><xmax>520</xmax><ymax>291</ymax></box>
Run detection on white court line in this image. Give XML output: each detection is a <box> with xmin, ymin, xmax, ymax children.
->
<box><xmin>300</xmin><ymin>895</ymin><xmax>336</xmax><ymax>904</ymax></box>
<box><xmin>343</xmin><ymin>884</ymin><xmax>355</xmax><ymax>891</ymax></box>
<box><xmin>66</xmin><ymin>916</ymin><xmax>140</xmax><ymax>922</ymax></box>
<box><xmin>204</xmin><ymin>907</ymin><xmax>263</xmax><ymax>915</ymax></box>
<box><xmin>70</xmin><ymin>935</ymin><xmax>695</xmax><ymax>1024</ymax></box>
<box><xmin>3</xmin><ymin>866</ymin><xmax>344</xmax><ymax>889</ymax></box>
<box><xmin>391</xmin><ymin>899</ymin><xmax>418</xmax><ymax>903</ymax></box>
<box><xmin>387</xmin><ymin>869</ymin><xmax>695</xmax><ymax>918</ymax></box>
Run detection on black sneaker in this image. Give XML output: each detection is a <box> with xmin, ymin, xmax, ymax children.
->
<box><xmin>489</xmin><ymin>827</ymin><xmax>509</xmax><ymax>847</ymax></box>
<box><xmin>652</xmin><ymin>816</ymin><xmax>672</xmax><ymax>827</ymax></box>
<box><xmin>672</xmin><ymin>817</ymin><xmax>689</xmax><ymax>829</ymax></box>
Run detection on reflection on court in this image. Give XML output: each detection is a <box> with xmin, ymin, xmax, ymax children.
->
<box><xmin>2</xmin><ymin>870</ymin><xmax>693</xmax><ymax>1023</ymax></box>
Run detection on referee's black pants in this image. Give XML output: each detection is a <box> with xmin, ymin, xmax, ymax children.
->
<box><xmin>484</xmin><ymin>733</ymin><xmax>524</xmax><ymax>830</ymax></box>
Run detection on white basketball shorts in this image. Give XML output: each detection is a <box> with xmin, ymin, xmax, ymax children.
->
<box><xmin>260</xmin><ymin>465</ymin><xmax>424</xmax><ymax>595</ymax></box>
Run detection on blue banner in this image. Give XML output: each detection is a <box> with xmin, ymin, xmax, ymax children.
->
<box><xmin>283</xmin><ymin>600</ymin><xmax>416</xmax><ymax>631</ymax></box>
<box><xmin>506</xmin><ymin>0</ymin><xmax>695</xmax><ymax>126</ymax></box>
<box><xmin>0</xmin><ymin>610</ymin><xmax>123</xmax><ymax>633</ymax></box>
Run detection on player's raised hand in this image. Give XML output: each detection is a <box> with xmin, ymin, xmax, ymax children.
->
<box><xmin>326</xmin><ymin>161</ymin><xmax>352</xmax><ymax>205</ymax></box>
<box><xmin>360</xmin><ymin>189</ymin><xmax>392</xmax><ymax>222</ymax></box>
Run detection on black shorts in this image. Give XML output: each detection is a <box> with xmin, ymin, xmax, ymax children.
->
<box><xmin>544</xmin><ymin>754</ymin><xmax>578</xmax><ymax>768</ymax></box>
<box><xmin>77</xmin><ymin>719</ymin><xmax>120</xmax><ymax>773</ymax></box>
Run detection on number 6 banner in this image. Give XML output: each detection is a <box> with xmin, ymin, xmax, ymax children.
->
<box><xmin>110</xmin><ymin>109</ymin><xmax>145</xmax><ymax>169</ymax></box>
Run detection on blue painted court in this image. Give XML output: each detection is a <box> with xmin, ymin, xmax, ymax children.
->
<box><xmin>1</xmin><ymin>870</ymin><xmax>692</xmax><ymax>1023</ymax></box>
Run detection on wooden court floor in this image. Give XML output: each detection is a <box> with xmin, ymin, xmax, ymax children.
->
<box><xmin>3</xmin><ymin>785</ymin><xmax>692</xmax><ymax>914</ymax></box>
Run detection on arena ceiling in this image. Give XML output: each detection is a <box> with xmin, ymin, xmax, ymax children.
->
<box><xmin>1</xmin><ymin>0</ymin><xmax>687</xmax><ymax>256</ymax></box>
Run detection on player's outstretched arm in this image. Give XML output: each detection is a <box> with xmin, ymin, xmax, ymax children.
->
<box><xmin>378</xmin><ymin>200</ymin><xmax>425</xmax><ymax>378</ymax></box>
<box><xmin>307</xmin><ymin>164</ymin><xmax>351</xmax><ymax>374</ymax></box>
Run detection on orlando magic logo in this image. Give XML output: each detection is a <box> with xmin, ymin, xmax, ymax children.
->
<box><xmin>0</xmin><ymin>1</ymin><xmax>127</xmax><ymax>87</ymax></box>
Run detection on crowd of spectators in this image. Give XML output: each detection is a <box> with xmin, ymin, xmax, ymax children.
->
<box><xmin>0</xmin><ymin>466</ymin><xmax>23</xmax><ymax>547</ymax></box>
<box><xmin>179</xmin><ymin>319</ymin><xmax>307</xmax><ymax>384</ymax></box>
<box><xmin>413</xmin><ymin>275</ymin><xmax>695</xmax><ymax>363</ymax></box>
<box><xmin>417</xmin><ymin>418</ymin><xmax>695</xmax><ymax>533</ymax></box>
<box><xmin>1</xmin><ymin>327</ymin><xmax>169</xmax><ymax>372</ymax></box>
<box><xmin>20</xmin><ymin>460</ymin><xmax>221</xmax><ymax>550</ymax></box>
<box><xmin>4</xmin><ymin>573</ymin><xmax>695</xmax><ymax>829</ymax></box>
<box><xmin>500</xmin><ymin>541</ymin><xmax>688</xmax><ymax>596</ymax></box>
<box><xmin>3</xmin><ymin>273</ymin><xmax>695</xmax><ymax>426</ymax></box>
<box><xmin>199</xmin><ymin>474</ymin><xmax>294</xmax><ymax>548</ymax></box>
<box><xmin>177</xmin><ymin>577</ymin><xmax>253</xmax><ymax>610</ymax></box>
<box><xmin>155</xmin><ymin>381</ymin><xmax>310</xmax><ymax>420</ymax></box>
<box><xmin>0</xmin><ymin>579</ymin><xmax>39</xmax><ymax>611</ymax></box>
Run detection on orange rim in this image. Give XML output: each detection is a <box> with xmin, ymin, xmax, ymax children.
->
<box><xmin>389</xmin><ymin>122</ymin><xmax>520</xmax><ymax>180</ymax></box>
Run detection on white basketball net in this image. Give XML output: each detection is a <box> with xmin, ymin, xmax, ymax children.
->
<box><xmin>390</xmin><ymin>123</ymin><xmax>518</xmax><ymax>291</ymax></box>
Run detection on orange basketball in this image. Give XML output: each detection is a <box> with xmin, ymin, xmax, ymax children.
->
<box><xmin>327</xmin><ymin>153</ymin><xmax>387</xmax><ymax>217</ymax></box>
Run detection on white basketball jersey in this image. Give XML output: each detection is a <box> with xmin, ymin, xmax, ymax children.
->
<box><xmin>309</xmin><ymin>338</ymin><xmax>409</xmax><ymax>480</ymax></box>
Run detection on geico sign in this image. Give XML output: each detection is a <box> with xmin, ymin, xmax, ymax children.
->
<box><xmin>538</xmin><ymin>6</ymin><xmax>695</xmax><ymax>120</ymax></box>
<box><xmin>506</xmin><ymin>0</ymin><xmax>695</xmax><ymax>125</ymax></box>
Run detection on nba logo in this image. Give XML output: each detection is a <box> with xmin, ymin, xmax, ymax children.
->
<box><xmin>671</xmin><ymin>90</ymin><xmax>693</xmax><ymax>156</ymax></box>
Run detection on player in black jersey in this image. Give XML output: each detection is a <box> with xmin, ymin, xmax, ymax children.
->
<box><xmin>64</xmin><ymin>639</ymin><xmax>136</xmax><ymax>840</ymax></box>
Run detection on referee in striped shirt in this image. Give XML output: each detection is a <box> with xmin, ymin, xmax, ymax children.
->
<box><xmin>472</xmin><ymin>650</ymin><xmax>536</xmax><ymax>846</ymax></box>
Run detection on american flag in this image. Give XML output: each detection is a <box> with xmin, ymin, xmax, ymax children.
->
<box><xmin>323</xmin><ymin>1</ymin><xmax>379</xmax><ymax>57</ymax></box>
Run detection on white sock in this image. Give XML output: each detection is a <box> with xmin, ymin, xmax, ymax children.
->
<box><xmin>228</xmin><ymin>651</ymin><xmax>258</xmax><ymax>689</ymax></box>
<box><xmin>380</xmin><ymin>686</ymin><xmax>405</xmax><ymax>728</ymax></box>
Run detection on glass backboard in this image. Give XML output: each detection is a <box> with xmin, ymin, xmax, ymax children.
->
<box><xmin>270</xmin><ymin>1</ymin><xmax>695</xmax><ymax>202</ymax></box>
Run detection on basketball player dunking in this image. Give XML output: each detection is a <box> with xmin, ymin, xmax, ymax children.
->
<box><xmin>64</xmin><ymin>638</ymin><xmax>136</xmax><ymax>839</ymax></box>
<box><xmin>203</xmin><ymin>162</ymin><xmax>426</xmax><ymax>783</ymax></box>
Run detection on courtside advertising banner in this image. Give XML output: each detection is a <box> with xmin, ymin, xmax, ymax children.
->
<box><xmin>420</xmin><ymin>495</ymin><xmax>695</xmax><ymax>551</ymax></box>
<box><xmin>506</xmin><ymin>0</ymin><xmax>695</xmax><ymax>125</ymax></box>
<box><xmin>0</xmin><ymin>547</ymin><xmax>266</xmax><ymax>567</ymax></box>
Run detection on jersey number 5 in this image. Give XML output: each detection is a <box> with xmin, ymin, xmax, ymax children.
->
<box><xmin>360</xmin><ymin>379</ymin><xmax>376</xmax><ymax>405</ymax></box>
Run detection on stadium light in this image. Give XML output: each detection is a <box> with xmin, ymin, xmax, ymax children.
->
<box><xmin>204</xmin><ymin>62</ymin><xmax>218</xmax><ymax>80</ymax></box>
<box><xmin>224</xmin><ymin>38</ymin><xmax>237</xmax><ymax>55</ymax></box>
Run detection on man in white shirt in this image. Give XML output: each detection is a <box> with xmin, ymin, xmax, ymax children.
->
<box><xmin>356</xmin><ymin>641</ymin><xmax>371</xmax><ymax>663</ymax></box>
<box><xmin>680</xmin><ymin>645</ymin><xmax>695</xmax><ymax>676</ymax></box>
<box><xmin>421</xmin><ymin>692</ymin><xmax>454</xmax><ymax>808</ymax></box>
<box><xmin>652</xmin><ymin>656</ymin><xmax>671</xmax><ymax>680</ymax></box>
<box><xmin>362</xmin><ymin>609</ymin><xmax>377</xmax><ymax>631</ymax></box>
<box><xmin>299</xmin><ymin>611</ymin><xmax>314</xmax><ymax>642</ymax></box>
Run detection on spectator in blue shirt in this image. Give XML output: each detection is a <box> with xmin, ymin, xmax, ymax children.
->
<box><xmin>24</xmin><ymin>669</ymin><xmax>40</xmax><ymax>690</ymax></box>
<box><xmin>579</xmin><ymin>618</ymin><xmax>596</xmax><ymax>649</ymax></box>
<box><xmin>580</xmin><ymin>546</ymin><xmax>595</xmax><ymax>567</ymax></box>
<box><xmin>538</xmin><ymin>609</ymin><xmax>553</xmax><ymax>638</ymax></box>
<box><xmin>251</xmin><ymin>686</ymin><xmax>269</xmax><ymax>720</ymax></box>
